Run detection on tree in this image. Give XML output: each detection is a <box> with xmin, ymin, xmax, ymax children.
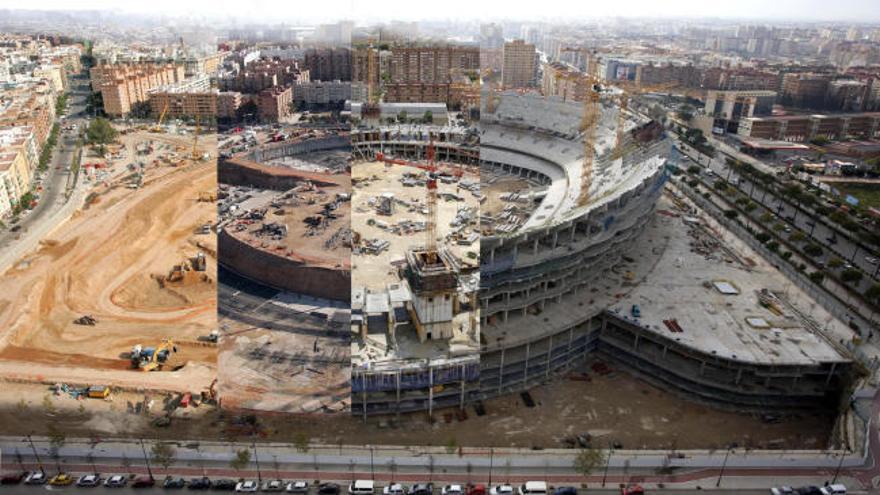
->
<box><xmin>47</xmin><ymin>422</ymin><xmax>66</xmax><ymax>471</ymax></box>
<box><xmin>756</xmin><ymin>232</ymin><xmax>771</xmax><ymax>243</ymax></box>
<box><xmin>292</xmin><ymin>433</ymin><xmax>310</xmax><ymax>453</ymax></box>
<box><xmin>724</xmin><ymin>210</ymin><xmax>739</xmax><ymax>219</ymax></box>
<box><xmin>397</xmin><ymin>110</ymin><xmax>408</xmax><ymax>123</ymax></box>
<box><xmin>790</xmin><ymin>231</ymin><xmax>806</xmax><ymax>243</ymax></box>
<box><xmin>803</xmin><ymin>244</ymin><xmax>823</xmax><ymax>257</ymax></box>
<box><xmin>573</xmin><ymin>447</ymin><xmax>605</xmax><ymax>483</ymax></box>
<box><xmin>85</xmin><ymin>117</ymin><xmax>118</xmax><ymax>146</ymax></box>
<box><xmin>866</xmin><ymin>283</ymin><xmax>880</xmax><ymax>305</ymax></box>
<box><xmin>809</xmin><ymin>271</ymin><xmax>826</xmax><ymax>284</ymax></box>
<box><xmin>230</xmin><ymin>448</ymin><xmax>251</xmax><ymax>472</ymax></box>
<box><xmin>841</xmin><ymin>268</ymin><xmax>863</xmax><ymax>284</ymax></box>
<box><xmin>445</xmin><ymin>437</ymin><xmax>458</xmax><ymax>454</ymax></box>
<box><xmin>828</xmin><ymin>257</ymin><xmax>844</xmax><ymax>269</ymax></box>
<box><xmin>151</xmin><ymin>442</ymin><xmax>177</xmax><ymax>475</ymax></box>
<box><xmin>422</xmin><ymin>111</ymin><xmax>433</xmax><ymax>124</ymax></box>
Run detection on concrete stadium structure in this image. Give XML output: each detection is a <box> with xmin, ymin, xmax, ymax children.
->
<box><xmin>218</xmin><ymin>131</ymin><xmax>352</xmax><ymax>302</ymax></box>
<box><xmin>478</xmin><ymin>92</ymin><xmax>853</xmax><ymax>412</ymax></box>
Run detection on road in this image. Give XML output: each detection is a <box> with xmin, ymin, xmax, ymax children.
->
<box><xmin>674</xmin><ymin>138</ymin><xmax>880</xmax><ymax>307</ymax></box>
<box><xmin>0</xmin><ymin>74</ymin><xmax>90</xmax><ymax>252</ymax></box>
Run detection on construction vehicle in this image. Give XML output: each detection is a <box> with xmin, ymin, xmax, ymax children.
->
<box><xmin>151</xmin><ymin>101</ymin><xmax>169</xmax><ymax>133</ymax></box>
<box><xmin>74</xmin><ymin>314</ymin><xmax>97</xmax><ymax>326</ymax></box>
<box><xmin>87</xmin><ymin>385</ymin><xmax>111</xmax><ymax>399</ymax></box>
<box><xmin>198</xmin><ymin>191</ymin><xmax>217</xmax><ymax>202</ymax></box>
<box><xmin>130</xmin><ymin>339</ymin><xmax>177</xmax><ymax>371</ymax></box>
<box><xmin>630</xmin><ymin>304</ymin><xmax>641</xmax><ymax>318</ymax></box>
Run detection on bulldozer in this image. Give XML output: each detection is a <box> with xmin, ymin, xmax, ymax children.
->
<box><xmin>74</xmin><ymin>315</ymin><xmax>97</xmax><ymax>326</ymax></box>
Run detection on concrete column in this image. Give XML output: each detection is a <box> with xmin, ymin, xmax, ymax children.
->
<box><xmin>546</xmin><ymin>334</ymin><xmax>553</xmax><ymax>379</ymax></box>
<box><xmin>699</xmin><ymin>360</ymin><xmax>706</xmax><ymax>376</ymax></box>
<box><xmin>396</xmin><ymin>371</ymin><xmax>401</xmax><ymax>420</ymax></box>
<box><xmin>428</xmin><ymin>366</ymin><xmax>434</xmax><ymax>419</ymax></box>
<box><xmin>490</xmin><ymin>248</ymin><xmax>495</xmax><ymax>264</ymax></box>
<box><xmin>460</xmin><ymin>364</ymin><xmax>466</xmax><ymax>411</ymax></box>
<box><xmin>825</xmin><ymin>362</ymin><xmax>838</xmax><ymax>387</ymax></box>
<box><xmin>533</xmin><ymin>238</ymin><xmax>539</xmax><ymax>254</ymax></box>
<box><xmin>498</xmin><ymin>347</ymin><xmax>505</xmax><ymax>394</ymax></box>
<box><xmin>634</xmin><ymin>333</ymin><xmax>640</xmax><ymax>351</ymax></box>
<box><xmin>735</xmin><ymin>367</ymin><xmax>743</xmax><ymax>385</ymax></box>
<box><xmin>553</xmin><ymin>231</ymin><xmax>559</xmax><ymax>248</ymax></box>
<box><xmin>524</xmin><ymin>342</ymin><xmax>531</xmax><ymax>383</ymax></box>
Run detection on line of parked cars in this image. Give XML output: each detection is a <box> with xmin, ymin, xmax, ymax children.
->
<box><xmin>771</xmin><ymin>485</ymin><xmax>846</xmax><ymax>495</ymax></box>
<box><xmin>1</xmin><ymin>472</ymin><xmax>646</xmax><ymax>495</ymax></box>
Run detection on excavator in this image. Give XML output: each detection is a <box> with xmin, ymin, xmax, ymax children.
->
<box><xmin>130</xmin><ymin>339</ymin><xmax>177</xmax><ymax>371</ymax></box>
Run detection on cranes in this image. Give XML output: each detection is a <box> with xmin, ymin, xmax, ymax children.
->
<box><xmin>151</xmin><ymin>101</ymin><xmax>169</xmax><ymax>133</ymax></box>
<box><xmin>559</xmin><ymin>47</ymin><xmax>602</xmax><ymax>207</ymax></box>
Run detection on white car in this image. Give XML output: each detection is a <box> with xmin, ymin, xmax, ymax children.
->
<box><xmin>237</xmin><ymin>480</ymin><xmax>260</xmax><ymax>492</ymax></box>
<box><xmin>770</xmin><ymin>487</ymin><xmax>794</xmax><ymax>495</ymax></box>
<box><xmin>263</xmin><ymin>480</ymin><xmax>285</xmax><ymax>492</ymax></box>
<box><xmin>76</xmin><ymin>474</ymin><xmax>101</xmax><ymax>487</ymax></box>
<box><xmin>819</xmin><ymin>485</ymin><xmax>846</xmax><ymax>495</ymax></box>
<box><xmin>385</xmin><ymin>484</ymin><xmax>407</xmax><ymax>495</ymax></box>
<box><xmin>443</xmin><ymin>486</ymin><xmax>464</xmax><ymax>495</ymax></box>
<box><xmin>24</xmin><ymin>471</ymin><xmax>47</xmax><ymax>485</ymax></box>
<box><xmin>491</xmin><ymin>486</ymin><xmax>514</xmax><ymax>495</ymax></box>
<box><xmin>287</xmin><ymin>481</ymin><xmax>310</xmax><ymax>493</ymax></box>
<box><xmin>866</xmin><ymin>256</ymin><xmax>878</xmax><ymax>265</ymax></box>
<box><xmin>104</xmin><ymin>474</ymin><xmax>128</xmax><ymax>487</ymax></box>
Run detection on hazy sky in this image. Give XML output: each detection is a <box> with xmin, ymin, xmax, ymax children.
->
<box><xmin>1</xmin><ymin>0</ymin><xmax>879</xmax><ymax>23</ymax></box>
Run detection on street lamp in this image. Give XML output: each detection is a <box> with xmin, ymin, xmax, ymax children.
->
<box><xmin>601</xmin><ymin>443</ymin><xmax>614</xmax><ymax>488</ymax></box>
<box><xmin>26</xmin><ymin>435</ymin><xmax>45</xmax><ymax>474</ymax></box>
<box><xmin>139</xmin><ymin>438</ymin><xmax>154</xmax><ymax>480</ymax></box>
<box><xmin>832</xmin><ymin>448</ymin><xmax>848</xmax><ymax>484</ymax></box>
<box><xmin>369</xmin><ymin>445</ymin><xmax>375</xmax><ymax>482</ymax></box>
<box><xmin>716</xmin><ymin>447</ymin><xmax>732</xmax><ymax>487</ymax></box>
<box><xmin>488</xmin><ymin>448</ymin><xmax>494</xmax><ymax>487</ymax></box>
<box><xmin>252</xmin><ymin>441</ymin><xmax>262</xmax><ymax>483</ymax></box>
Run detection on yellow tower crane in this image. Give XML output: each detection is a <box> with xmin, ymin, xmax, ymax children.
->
<box><xmin>151</xmin><ymin>100</ymin><xmax>169</xmax><ymax>133</ymax></box>
<box><xmin>560</xmin><ymin>47</ymin><xmax>602</xmax><ymax>207</ymax></box>
<box><xmin>611</xmin><ymin>81</ymin><xmax>677</xmax><ymax>159</ymax></box>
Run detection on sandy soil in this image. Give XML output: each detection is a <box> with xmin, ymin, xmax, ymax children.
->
<box><xmin>0</xmin><ymin>357</ymin><xmax>830</xmax><ymax>449</ymax></box>
<box><xmin>0</xmin><ymin>129</ymin><xmax>218</xmax><ymax>392</ymax></box>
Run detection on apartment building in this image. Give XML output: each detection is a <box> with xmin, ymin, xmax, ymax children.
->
<box><xmin>0</xmin><ymin>80</ymin><xmax>56</xmax><ymax>147</ymax></box>
<box><xmin>257</xmin><ymin>86</ymin><xmax>292</xmax><ymax>122</ymax></box>
<box><xmin>148</xmin><ymin>75</ymin><xmax>217</xmax><ymax>120</ymax></box>
<box><xmin>502</xmin><ymin>39</ymin><xmax>536</xmax><ymax>89</ymax></box>
<box><xmin>303</xmin><ymin>47</ymin><xmax>351</xmax><ymax>82</ymax></box>
<box><xmin>217</xmin><ymin>91</ymin><xmax>242</xmax><ymax>120</ymax></box>
<box><xmin>91</xmin><ymin>63</ymin><xmax>185</xmax><ymax>116</ymax></box>
<box><xmin>738</xmin><ymin>112</ymin><xmax>880</xmax><ymax>142</ymax></box>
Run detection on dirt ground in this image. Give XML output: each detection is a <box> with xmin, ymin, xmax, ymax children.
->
<box><xmin>0</xmin><ymin>357</ymin><xmax>830</xmax><ymax>449</ymax></box>
<box><xmin>351</xmin><ymin>160</ymin><xmax>480</xmax><ymax>289</ymax></box>
<box><xmin>0</xmin><ymin>128</ymin><xmax>218</xmax><ymax>394</ymax></box>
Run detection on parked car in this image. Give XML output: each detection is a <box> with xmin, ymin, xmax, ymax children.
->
<box><xmin>76</xmin><ymin>474</ymin><xmax>101</xmax><ymax>487</ymax></box>
<box><xmin>770</xmin><ymin>486</ymin><xmax>794</xmax><ymax>495</ymax></box>
<box><xmin>795</xmin><ymin>486</ymin><xmax>822</xmax><ymax>495</ymax></box>
<box><xmin>49</xmin><ymin>473</ymin><xmax>75</xmax><ymax>486</ymax></box>
<box><xmin>318</xmin><ymin>483</ymin><xmax>341</xmax><ymax>495</ymax></box>
<box><xmin>819</xmin><ymin>485</ymin><xmax>846</xmax><ymax>495</ymax></box>
<box><xmin>490</xmin><ymin>486</ymin><xmax>513</xmax><ymax>495</ymax></box>
<box><xmin>24</xmin><ymin>471</ymin><xmax>48</xmax><ymax>485</ymax></box>
<box><xmin>164</xmin><ymin>477</ymin><xmax>187</xmax><ymax>489</ymax></box>
<box><xmin>188</xmin><ymin>477</ymin><xmax>213</xmax><ymax>490</ymax></box>
<box><xmin>443</xmin><ymin>485</ymin><xmax>464</xmax><ymax>495</ymax></box>
<box><xmin>236</xmin><ymin>480</ymin><xmax>260</xmax><ymax>493</ymax></box>
<box><xmin>105</xmin><ymin>475</ymin><xmax>128</xmax><ymax>488</ymax></box>
<box><xmin>263</xmin><ymin>480</ymin><xmax>285</xmax><ymax>492</ymax></box>
<box><xmin>350</xmin><ymin>480</ymin><xmax>375</xmax><ymax>495</ymax></box>
<box><xmin>518</xmin><ymin>482</ymin><xmax>547</xmax><ymax>495</ymax></box>
<box><xmin>409</xmin><ymin>484</ymin><xmax>434</xmax><ymax>495</ymax></box>
<box><xmin>620</xmin><ymin>485</ymin><xmax>643</xmax><ymax>495</ymax></box>
<box><xmin>287</xmin><ymin>481</ymin><xmax>310</xmax><ymax>493</ymax></box>
<box><xmin>866</xmin><ymin>256</ymin><xmax>878</xmax><ymax>265</ymax></box>
<box><xmin>1</xmin><ymin>472</ymin><xmax>26</xmax><ymax>485</ymax></box>
<box><xmin>385</xmin><ymin>484</ymin><xmax>407</xmax><ymax>495</ymax></box>
<box><xmin>554</xmin><ymin>487</ymin><xmax>578</xmax><ymax>495</ymax></box>
<box><xmin>133</xmin><ymin>476</ymin><xmax>156</xmax><ymax>488</ymax></box>
<box><xmin>214</xmin><ymin>479</ymin><xmax>238</xmax><ymax>491</ymax></box>
<box><xmin>466</xmin><ymin>484</ymin><xmax>487</xmax><ymax>495</ymax></box>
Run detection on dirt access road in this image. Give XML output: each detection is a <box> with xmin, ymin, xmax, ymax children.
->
<box><xmin>0</xmin><ymin>131</ymin><xmax>218</xmax><ymax>394</ymax></box>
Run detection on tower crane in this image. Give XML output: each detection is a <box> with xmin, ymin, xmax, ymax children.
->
<box><xmin>560</xmin><ymin>47</ymin><xmax>602</xmax><ymax>207</ymax></box>
<box><xmin>151</xmin><ymin>100</ymin><xmax>169</xmax><ymax>133</ymax></box>
<box><xmin>610</xmin><ymin>81</ymin><xmax>677</xmax><ymax>159</ymax></box>
<box><xmin>191</xmin><ymin>114</ymin><xmax>201</xmax><ymax>161</ymax></box>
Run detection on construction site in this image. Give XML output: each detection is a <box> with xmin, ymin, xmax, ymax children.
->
<box><xmin>216</xmin><ymin>124</ymin><xmax>352</xmax><ymax>415</ymax></box>
<box><xmin>350</xmin><ymin>124</ymin><xmax>481</xmax><ymax>418</ymax></box>
<box><xmin>0</xmin><ymin>121</ymin><xmax>219</xmax><ymax>431</ymax></box>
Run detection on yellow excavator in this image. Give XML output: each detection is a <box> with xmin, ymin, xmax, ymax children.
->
<box><xmin>130</xmin><ymin>338</ymin><xmax>177</xmax><ymax>372</ymax></box>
